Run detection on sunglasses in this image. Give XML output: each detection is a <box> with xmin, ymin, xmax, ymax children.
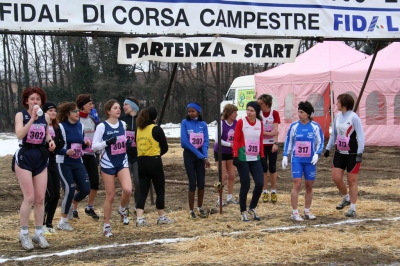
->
<box><xmin>70</xmin><ymin>109</ymin><xmax>80</xmax><ymax>113</ymax></box>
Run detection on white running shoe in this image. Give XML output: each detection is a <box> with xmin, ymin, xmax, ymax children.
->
<box><xmin>19</xmin><ymin>232</ymin><xmax>34</xmax><ymax>251</ymax></box>
<box><xmin>103</xmin><ymin>226</ymin><xmax>113</xmax><ymax>237</ymax></box>
<box><xmin>118</xmin><ymin>209</ymin><xmax>129</xmax><ymax>225</ymax></box>
<box><xmin>241</xmin><ymin>211</ymin><xmax>250</xmax><ymax>222</ymax></box>
<box><xmin>43</xmin><ymin>225</ymin><xmax>56</xmax><ymax>235</ymax></box>
<box><xmin>291</xmin><ymin>213</ymin><xmax>304</xmax><ymax>222</ymax></box>
<box><xmin>304</xmin><ymin>211</ymin><xmax>317</xmax><ymax>220</ymax></box>
<box><xmin>32</xmin><ymin>233</ymin><xmax>49</xmax><ymax>249</ymax></box>
<box><xmin>136</xmin><ymin>218</ymin><xmax>150</xmax><ymax>227</ymax></box>
<box><xmin>157</xmin><ymin>216</ymin><xmax>175</xmax><ymax>225</ymax></box>
<box><xmin>57</xmin><ymin>221</ymin><xmax>74</xmax><ymax>231</ymax></box>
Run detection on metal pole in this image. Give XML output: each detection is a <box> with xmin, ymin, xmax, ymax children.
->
<box><xmin>354</xmin><ymin>42</ymin><xmax>381</xmax><ymax>112</ymax></box>
<box><xmin>217</xmin><ymin>115</ymin><xmax>223</xmax><ymax>214</ymax></box>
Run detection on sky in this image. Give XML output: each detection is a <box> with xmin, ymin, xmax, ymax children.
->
<box><xmin>0</xmin><ymin>123</ymin><xmax>218</xmax><ymax>157</ymax></box>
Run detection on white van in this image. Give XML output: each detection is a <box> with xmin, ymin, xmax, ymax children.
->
<box><xmin>220</xmin><ymin>75</ymin><xmax>256</xmax><ymax>119</ymax></box>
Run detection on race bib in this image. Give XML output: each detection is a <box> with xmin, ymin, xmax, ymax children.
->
<box><xmin>83</xmin><ymin>137</ymin><xmax>93</xmax><ymax>153</ymax></box>
<box><xmin>49</xmin><ymin>126</ymin><xmax>55</xmax><ymax>138</ymax></box>
<box><xmin>227</xmin><ymin>130</ymin><xmax>234</xmax><ymax>143</ymax></box>
<box><xmin>245</xmin><ymin>139</ymin><xmax>260</xmax><ymax>156</ymax></box>
<box><xmin>295</xmin><ymin>141</ymin><xmax>311</xmax><ymax>157</ymax></box>
<box><xmin>70</xmin><ymin>143</ymin><xmax>83</xmax><ymax>159</ymax></box>
<box><xmin>263</xmin><ymin>123</ymin><xmax>274</xmax><ymax>141</ymax></box>
<box><xmin>336</xmin><ymin>135</ymin><xmax>350</xmax><ymax>151</ymax></box>
<box><xmin>126</xmin><ymin>130</ymin><xmax>136</xmax><ymax>147</ymax></box>
<box><xmin>26</xmin><ymin>124</ymin><xmax>45</xmax><ymax>144</ymax></box>
<box><xmin>190</xmin><ymin>132</ymin><xmax>204</xmax><ymax>149</ymax></box>
<box><xmin>111</xmin><ymin>135</ymin><xmax>127</xmax><ymax>155</ymax></box>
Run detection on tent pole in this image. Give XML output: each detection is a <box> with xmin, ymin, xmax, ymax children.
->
<box><xmin>354</xmin><ymin>42</ymin><xmax>381</xmax><ymax>112</ymax></box>
<box><xmin>329</xmin><ymin>81</ymin><xmax>334</xmax><ymax>135</ymax></box>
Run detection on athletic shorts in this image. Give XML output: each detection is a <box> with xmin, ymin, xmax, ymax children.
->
<box><xmin>13</xmin><ymin>146</ymin><xmax>49</xmax><ymax>176</ymax></box>
<box><xmin>291</xmin><ymin>161</ymin><xmax>316</xmax><ymax>181</ymax></box>
<box><xmin>332</xmin><ymin>151</ymin><xmax>361</xmax><ymax>174</ymax></box>
<box><xmin>101</xmin><ymin>165</ymin><xmax>127</xmax><ymax>176</ymax></box>
<box><xmin>213</xmin><ymin>152</ymin><xmax>233</xmax><ymax>161</ymax></box>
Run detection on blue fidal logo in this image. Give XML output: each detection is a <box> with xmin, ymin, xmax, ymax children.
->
<box><xmin>333</xmin><ymin>14</ymin><xmax>399</xmax><ymax>32</ymax></box>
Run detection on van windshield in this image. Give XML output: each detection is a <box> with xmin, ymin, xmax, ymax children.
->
<box><xmin>226</xmin><ymin>89</ymin><xmax>235</xmax><ymax>101</ymax></box>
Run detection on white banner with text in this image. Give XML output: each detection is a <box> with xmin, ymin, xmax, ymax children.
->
<box><xmin>117</xmin><ymin>37</ymin><xmax>301</xmax><ymax>64</ymax></box>
<box><xmin>0</xmin><ymin>0</ymin><xmax>399</xmax><ymax>39</ymax></box>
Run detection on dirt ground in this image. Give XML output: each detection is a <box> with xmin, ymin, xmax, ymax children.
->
<box><xmin>1</xmin><ymin>139</ymin><xmax>400</xmax><ymax>265</ymax></box>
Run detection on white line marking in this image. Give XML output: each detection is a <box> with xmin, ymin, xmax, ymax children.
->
<box><xmin>2</xmin><ymin>216</ymin><xmax>400</xmax><ymax>263</ymax></box>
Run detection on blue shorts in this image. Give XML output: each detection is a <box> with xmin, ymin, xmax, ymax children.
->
<box><xmin>13</xmin><ymin>146</ymin><xmax>49</xmax><ymax>176</ymax></box>
<box><xmin>101</xmin><ymin>165</ymin><xmax>127</xmax><ymax>176</ymax></box>
<box><xmin>291</xmin><ymin>162</ymin><xmax>316</xmax><ymax>181</ymax></box>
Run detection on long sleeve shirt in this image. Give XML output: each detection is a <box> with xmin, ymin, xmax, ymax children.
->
<box><xmin>232</xmin><ymin>117</ymin><xmax>264</xmax><ymax>161</ymax></box>
<box><xmin>180</xmin><ymin>118</ymin><xmax>209</xmax><ymax>159</ymax></box>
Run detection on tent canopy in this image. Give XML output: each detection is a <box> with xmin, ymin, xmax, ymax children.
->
<box><xmin>331</xmin><ymin>42</ymin><xmax>400</xmax><ymax>146</ymax></box>
<box><xmin>255</xmin><ymin>41</ymin><xmax>367</xmax><ymax>142</ymax></box>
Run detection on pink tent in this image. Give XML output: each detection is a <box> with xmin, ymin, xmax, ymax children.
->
<box><xmin>255</xmin><ymin>41</ymin><xmax>367</xmax><ymax>142</ymax></box>
<box><xmin>331</xmin><ymin>42</ymin><xmax>400</xmax><ymax>146</ymax></box>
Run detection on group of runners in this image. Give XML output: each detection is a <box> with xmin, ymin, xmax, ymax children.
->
<box><xmin>12</xmin><ymin>86</ymin><xmax>364</xmax><ymax>251</ymax></box>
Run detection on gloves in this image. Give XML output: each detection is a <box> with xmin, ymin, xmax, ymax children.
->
<box><xmin>356</xmin><ymin>153</ymin><xmax>362</xmax><ymax>163</ymax></box>
<box><xmin>282</xmin><ymin>156</ymin><xmax>288</xmax><ymax>170</ymax></box>
<box><xmin>311</xmin><ymin>154</ymin><xmax>319</xmax><ymax>165</ymax></box>
<box><xmin>261</xmin><ymin>157</ymin><xmax>268</xmax><ymax>171</ymax></box>
<box><xmin>324</xmin><ymin>150</ymin><xmax>330</xmax><ymax>158</ymax></box>
<box><xmin>126</xmin><ymin>139</ymin><xmax>133</xmax><ymax>148</ymax></box>
<box><xmin>233</xmin><ymin>157</ymin><xmax>240</xmax><ymax>167</ymax></box>
<box><xmin>105</xmin><ymin>136</ymin><xmax>117</xmax><ymax>146</ymax></box>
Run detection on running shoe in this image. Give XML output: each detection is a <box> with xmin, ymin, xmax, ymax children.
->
<box><xmin>103</xmin><ymin>226</ymin><xmax>113</xmax><ymax>237</ymax></box>
<box><xmin>215</xmin><ymin>201</ymin><xmax>226</xmax><ymax>207</ymax></box>
<box><xmin>32</xmin><ymin>233</ymin><xmax>49</xmax><ymax>249</ymax></box>
<box><xmin>43</xmin><ymin>225</ymin><xmax>56</xmax><ymax>235</ymax></box>
<box><xmin>304</xmin><ymin>211</ymin><xmax>317</xmax><ymax>220</ymax></box>
<box><xmin>19</xmin><ymin>232</ymin><xmax>34</xmax><ymax>251</ymax></box>
<box><xmin>85</xmin><ymin>208</ymin><xmax>100</xmax><ymax>220</ymax></box>
<box><xmin>226</xmin><ymin>198</ymin><xmax>239</xmax><ymax>205</ymax></box>
<box><xmin>345</xmin><ymin>209</ymin><xmax>356</xmax><ymax>217</ymax></box>
<box><xmin>291</xmin><ymin>213</ymin><xmax>304</xmax><ymax>222</ymax></box>
<box><xmin>157</xmin><ymin>216</ymin><xmax>176</xmax><ymax>225</ymax></box>
<box><xmin>118</xmin><ymin>209</ymin><xmax>129</xmax><ymax>225</ymax></box>
<box><xmin>125</xmin><ymin>207</ymin><xmax>130</xmax><ymax>217</ymax></box>
<box><xmin>189</xmin><ymin>211</ymin><xmax>197</xmax><ymax>220</ymax></box>
<box><xmin>262</xmin><ymin>192</ymin><xmax>269</xmax><ymax>203</ymax></box>
<box><xmin>241</xmin><ymin>211</ymin><xmax>250</xmax><ymax>222</ymax></box>
<box><xmin>57</xmin><ymin>221</ymin><xmax>74</xmax><ymax>231</ymax></box>
<box><xmin>67</xmin><ymin>206</ymin><xmax>74</xmax><ymax>220</ymax></box>
<box><xmin>136</xmin><ymin>218</ymin><xmax>150</xmax><ymax>227</ymax></box>
<box><xmin>73</xmin><ymin>210</ymin><xmax>79</xmax><ymax>219</ymax></box>
<box><xmin>197</xmin><ymin>208</ymin><xmax>208</xmax><ymax>218</ymax></box>
<box><xmin>247</xmin><ymin>208</ymin><xmax>261</xmax><ymax>221</ymax></box>
<box><xmin>336</xmin><ymin>198</ymin><xmax>351</xmax><ymax>210</ymax></box>
<box><xmin>271</xmin><ymin>192</ymin><xmax>278</xmax><ymax>203</ymax></box>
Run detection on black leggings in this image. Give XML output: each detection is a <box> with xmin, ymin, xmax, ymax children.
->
<box><xmin>136</xmin><ymin>156</ymin><xmax>165</xmax><ymax>210</ymax></box>
<box><xmin>44</xmin><ymin>161</ymin><xmax>60</xmax><ymax>227</ymax></box>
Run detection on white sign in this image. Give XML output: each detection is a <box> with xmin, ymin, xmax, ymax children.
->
<box><xmin>117</xmin><ymin>37</ymin><xmax>301</xmax><ymax>64</ymax></box>
<box><xmin>0</xmin><ymin>0</ymin><xmax>399</xmax><ymax>39</ymax></box>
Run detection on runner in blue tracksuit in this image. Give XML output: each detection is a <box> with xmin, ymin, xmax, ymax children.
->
<box><xmin>180</xmin><ymin>102</ymin><xmax>210</xmax><ymax>220</ymax></box>
<box><xmin>282</xmin><ymin>101</ymin><xmax>324</xmax><ymax>222</ymax></box>
<box><xmin>56</xmin><ymin>102</ymin><xmax>91</xmax><ymax>231</ymax></box>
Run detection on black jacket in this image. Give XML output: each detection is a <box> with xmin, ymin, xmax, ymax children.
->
<box><xmin>120</xmin><ymin>114</ymin><xmax>138</xmax><ymax>163</ymax></box>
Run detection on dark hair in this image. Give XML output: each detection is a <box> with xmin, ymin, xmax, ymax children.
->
<box><xmin>76</xmin><ymin>94</ymin><xmax>92</xmax><ymax>110</ymax></box>
<box><xmin>44</xmin><ymin>102</ymin><xmax>59</xmax><ymax>129</ymax></box>
<box><xmin>222</xmin><ymin>104</ymin><xmax>238</xmax><ymax>120</ymax></box>
<box><xmin>104</xmin><ymin>99</ymin><xmax>120</xmax><ymax>118</ymax></box>
<box><xmin>137</xmin><ymin>107</ymin><xmax>158</xmax><ymax>129</ymax></box>
<box><xmin>56</xmin><ymin>102</ymin><xmax>77</xmax><ymax>122</ymax></box>
<box><xmin>21</xmin><ymin>87</ymin><xmax>47</xmax><ymax>109</ymax></box>
<box><xmin>257</xmin><ymin>94</ymin><xmax>273</xmax><ymax>108</ymax></box>
<box><xmin>337</xmin><ymin>93</ymin><xmax>354</xmax><ymax>111</ymax></box>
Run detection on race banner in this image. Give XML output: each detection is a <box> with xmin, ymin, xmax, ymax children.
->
<box><xmin>117</xmin><ymin>37</ymin><xmax>301</xmax><ymax>64</ymax></box>
<box><xmin>0</xmin><ymin>0</ymin><xmax>399</xmax><ymax>39</ymax></box>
